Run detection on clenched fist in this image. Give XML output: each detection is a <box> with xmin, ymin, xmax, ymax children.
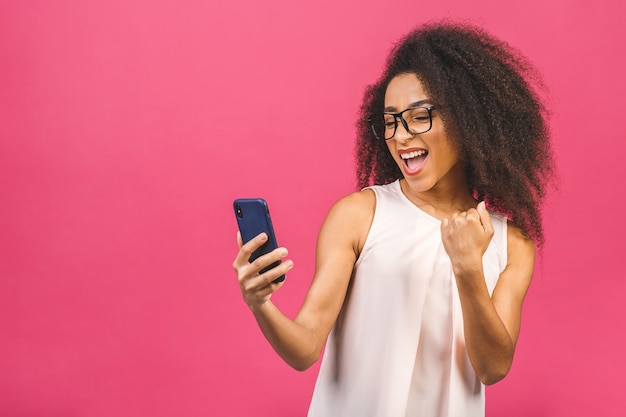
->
<box><xmin>440</xmin><ymin>201</ymin><xmax>494</xmax><ymax>273</ymax></box>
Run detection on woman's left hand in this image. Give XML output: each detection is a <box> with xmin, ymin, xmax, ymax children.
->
<box><xmin>440</xmin><ymin>201</ymin><xmax>494</xmax><ymax>272</ymax></box>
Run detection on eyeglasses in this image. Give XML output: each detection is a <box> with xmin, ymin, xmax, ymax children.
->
<box><xmin>368</xmin><ymin>105</ymin><xmax>436</xmax><ymax>141</ymax></box>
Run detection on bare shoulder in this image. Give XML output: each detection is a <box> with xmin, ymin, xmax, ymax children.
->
<box><xmin>506</xmin><ymin>222</ymin><xmax>535</xmax><ymax>269</ymax></box>
<box><xmin>319</xmin><ymin>189</ymin><xmax>376</xmax><ymax>257</ymax></box>
<box><xmin>328</xmin><ymin>188</ymin><xmax>376</xmax><ymax>217</ymax></box>
<box><xmin>493</xmin><ymin>221</ymin><xmax>535</xmax><ymax>307</ymax></box>
<box><xmin>296</xmin><ymin>189</ymin><xmax>375</xmax><ymax>332</ymax></box>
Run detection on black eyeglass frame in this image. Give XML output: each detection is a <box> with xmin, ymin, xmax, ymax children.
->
<box><xmin>368</xmin><ymin>105</ymin><xmax>437</xmax><ymax>141</ymax></box>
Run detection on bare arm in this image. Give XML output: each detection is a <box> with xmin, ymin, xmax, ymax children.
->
<box><xmin>232</xmin><ymin>190</ymin><xmax>375</xmax><ymax>371</ymax></box>
<box><xmin>441</xmin><ymin>202</ymin><xmax>534</xmax><ymax>385</ymax></box>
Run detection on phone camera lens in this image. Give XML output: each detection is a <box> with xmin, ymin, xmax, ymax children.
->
<box><xmin>236</xmin><ymin>205</ymin><xmax>243</xmax><ymax>218</ymax></box>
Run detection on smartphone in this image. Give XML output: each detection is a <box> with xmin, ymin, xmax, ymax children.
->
<box><xmin>233</xmin><ymin>198</ymin><xmax>285</xmax><ymax>283</ymax></box>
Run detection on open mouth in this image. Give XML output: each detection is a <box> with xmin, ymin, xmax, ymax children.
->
<box><xmin>400</xmin><ymin>149</ymin><xmax>428</xmax><ymax>174</ymax></box>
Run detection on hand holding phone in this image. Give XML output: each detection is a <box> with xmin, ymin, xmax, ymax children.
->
<box><xmin>233</xmin><ymin>198</ymin><xmax>285</xmax><ymax>283</ymax></box>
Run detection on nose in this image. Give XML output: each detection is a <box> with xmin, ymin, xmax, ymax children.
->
<box><xmin>392</xmin><ymin>118</ymin><xmax>414</xmax><ymax>143</ymax></box>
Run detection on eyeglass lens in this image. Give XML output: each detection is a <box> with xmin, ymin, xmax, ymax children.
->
<box><xmin>382</xmin><ymin>107</ymin><xmax>432</xmax><ymax>140</ymax></box>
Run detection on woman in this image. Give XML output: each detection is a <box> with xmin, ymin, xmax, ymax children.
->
<box><xmin>232</xmin><ymin>21</ymin><xmax>554</xmax><ymax>417</ymax></box>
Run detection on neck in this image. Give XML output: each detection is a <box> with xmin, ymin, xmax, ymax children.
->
<box><xmin>399</xmin><ymin>165</ymin><xmax>476</xmax><ymax>220</ymax></box>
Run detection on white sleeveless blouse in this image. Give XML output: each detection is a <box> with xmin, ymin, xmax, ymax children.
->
<box><xmin>308</xmin><ymin>180</ymin><xmax>507</xmax><ymax>417</ymax></box>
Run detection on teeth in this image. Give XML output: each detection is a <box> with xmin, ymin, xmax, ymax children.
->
<box><xmin>400</xmin><ymin>150</ymin><xmax>427</xmax><ymax>160</ymax></box>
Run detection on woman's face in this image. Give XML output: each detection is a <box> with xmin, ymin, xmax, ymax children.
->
<box><xmin>383</xmin><ymin>73</ymin><xmax>465</xmax><ymax>195</ymax></box>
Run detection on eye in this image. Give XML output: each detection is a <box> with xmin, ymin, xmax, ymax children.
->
<box><xmin>410</xmin><ymin>109</ymin><xmax>430</xmax><ymax>122</ymax></box>
<box><xmin>383</xmin><ymin>117</ymin><xmax>396</xmax><ymax>129</ymax></box>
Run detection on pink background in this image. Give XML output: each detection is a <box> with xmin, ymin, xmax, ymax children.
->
<box><xmin>1</xmin><ymin>0</ymin><xmax>625</xmax><ymax>415</ymax></box>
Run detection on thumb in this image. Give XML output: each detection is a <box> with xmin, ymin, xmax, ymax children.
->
<box><xmin>477</xmin><ymin>201</ymin><xmax>494</xmax><ymax>235</ymax></box>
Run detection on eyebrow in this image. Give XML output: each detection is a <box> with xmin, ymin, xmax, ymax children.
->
<box><xmin>384</xmin><ymin>100</ymin><xmax>430</xmax><ymax>113</ymax></box>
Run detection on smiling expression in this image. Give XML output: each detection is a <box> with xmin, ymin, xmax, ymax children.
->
<box><xmin>384</xmin><ymin>73</ymin><xmax>466</xmax><ymax>196</ymax></box>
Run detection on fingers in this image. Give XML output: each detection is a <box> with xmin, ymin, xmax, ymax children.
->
<box><xmin>477</xmin><ymin>201</ymin><xmax>494</xmax><ymax>235</ymax></box>
<box><xmin>249</xmin><ymin>248</ymin><xmax>291</xmax><ymax>278</ymax></box>
<box><xmin>232</xmin><ymin>231</ymin><xmax>293</xmax><ymax>308</ymax></box>
<box><xmin>237</xmin><ymin>251</ymin><xmax>293</xmax><ymax>309</ymax></box>
<box><xmin>446</xmin><ymin>208</ymin><xmax>480</xmax><ymax>228</ymax></box>
<box><xmin>233</xmin><ymin>232</ymin><xmax>268</xmax><ymax>267</ymax></box>
<box><xmin>241</xmin><ymin>256</ymin><xmax>293</xmax><ymax>290</ymax></box>
<box><xmin>440</xmin><ymin>203</ymin><xmax>494</xmax><ymax>244</ymax></box>
<box><xmin>444</xmin><ymin>203</ymin><xmax>492</xmax><ymax>231</ymax></box>
<box><xmin>233</xmin><ymin>233</ymin><xmax>290</xmax><ymax>279</ymax></box>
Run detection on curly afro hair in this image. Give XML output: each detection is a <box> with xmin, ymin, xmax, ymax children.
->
<box><xmin>356</xmin><ymin>21</ymin><xmax>555</xmax><ymax>245</ymax></box>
